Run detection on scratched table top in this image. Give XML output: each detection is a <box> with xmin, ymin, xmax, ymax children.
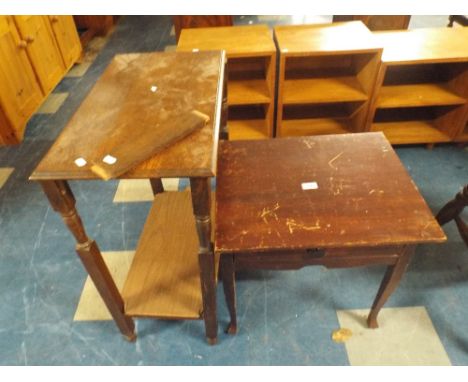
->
<box><xmin>30</xmin><ymin>51</ymin><xmax>225</xmax><ymax>181</ymax></box>
<box><xmin>215</xmin><ymin>132</ymin><xmax>446</xmax><ymax>253</ymax></box>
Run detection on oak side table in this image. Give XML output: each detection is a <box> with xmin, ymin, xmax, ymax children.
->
<box><xmin>215</xmin><ymin>132</ymin><xmax>446</xmax><ymax>335</ymax></box>
<box><xmin>30</xmin><ymin>51</ymin><xmax>226</xmax><ymax>344</ymax></box>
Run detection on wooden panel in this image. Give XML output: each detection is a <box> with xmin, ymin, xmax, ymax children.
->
<box><xmin>177</xmin><ymin>24</ymin><xmax>275</xmax><ymax>57</ymax></box>
<box><xmin>49</xmin><ymin>16</ymin><xmax>82</xmax><ymax>69</ymax></box>
<box><xmin>333</xmin><ymin>16</ymin><xmax>410</xmax><ymax>31</ymax></box>
<box><xmin>228</xmin><ymin>119</ymin><xmax>269</xmax><ymax>140</ymax></box>
<box><xmin>173</xmin><ymin>15</ymin><xmax>233</xmax><ymax>42</ymax></box>
<box><xmin>0</xmin><ymin>16</ymin><xmax>43</xmax><ymax>143</ymax></box>
<box><xmin>372</xmin><ymin>121</ymin><xmax>452</xmax><ymax>144</ymax></box>
<box><xmin>228</xmin><ymin>79</ymin><xmax>270</xmax><ymax>105</ymax></box>
<box><xmin>30</xmin><ymin>51</ymin><xmax>225</xmax><ymax>180</ymax></box>
<box><xmin>89</xmin><ymin>111</ymin><xmax>210</xmax><ymax>180</ymax></box>
<box><xmin>374</xmin><ymin>28</ymin><xmax>468</xmax><ymax>65</ymax></box>
<box><xmin>274</xmin><ymin>22</ymin><xmax>382</xmax><ymax>56</ymax></box>
<box><xmin>377</xmin><ymin>83</ymin><xmax>466</xmax><ymax>108</ymax></box>
<box><xmin>13</xmin><ymin>15</ymin><xmax>65</xmax><ymax>94</ymax></box>
<box><xmin>122</xmin><ymin>191</ymin><xmax>210</xmax><ymax>319</ymax></box>
<box><xmin>280</xmin><ymin>118</ymin><xmax>352</xmax><ymax>137</ymax></box>
<box><xmin>215</xmin><ymin>133</ymin><xmax>446</xmax><ymax>253</ymax></box>
<box><xmin>283</xmin><ymin>77</ymin><xmax>368</xmax><ymax>104</ymax></box>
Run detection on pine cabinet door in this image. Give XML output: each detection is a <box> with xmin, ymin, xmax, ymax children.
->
<box><xmin>0</xmin><ymin>16</ymin><xmax>43</xmax><ymax>143</ymax></box>
<box><xmin>13</xmin><ymin>15</ymin><xmax>65</xmax><ymax>95</ymax></box>
<box><xmin>49</xmin><ymin>15</ymin><xmax>82</xmax><ymax>69</ymax></box>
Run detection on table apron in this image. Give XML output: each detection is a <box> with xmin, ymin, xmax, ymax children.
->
<box><xmin>233</xmin><ymin>245</ymin><xmax>403</xmax><ymax>270</ymax></box>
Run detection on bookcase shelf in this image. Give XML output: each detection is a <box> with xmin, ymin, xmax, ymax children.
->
<box><xmin>177</xmin><ymin>25</ymin><xmax>276</xmax><ymax>140</ymax></box>
<box><xmin>368</xmin><ymin>28</ymin><xmax>468</xmax><ymax>144</ymax></box>
<box><xmin>274</xmin><ymin>22</ymin><xmax>382</xmax><ymax>138</ymax></box>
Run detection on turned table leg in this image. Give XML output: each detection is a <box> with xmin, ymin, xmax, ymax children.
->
<box><xmin>220</xmin><ymin>254</ymin><xmax>237</xmax><ymax>334</ymax></box>
<box><xmin>190</xmin><ymin>177</ymin><xmax>217</xmax><ymax>344</ymax></box>
<box><xmin>40</xmin><ymin>180</ymin><xmax>136</xmax><ymax>341</ymax></box>
<box><xmin>367</xmin><ymin>245</ymin><xmax>415</xmax><ymax>328</ymax></box>
<box><xmin>149</xmin><ymin>178</ymin><xmax>164</xmax><ymax>195</ymax></box>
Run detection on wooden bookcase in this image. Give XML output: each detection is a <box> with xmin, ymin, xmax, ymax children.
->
<box><xmin>274</xmin><ymin>22</ymin><xmax>382</xmax><ymax>137</ymax></box>
<box><xmin>367</xmin><ymin>28</ymin><xmax>468</xmax><ymax>144</ymax></box>
<box><xmin>177</xmin><ymin>25</ymin><xmax>276</xmax><ymax>140</ymax></box>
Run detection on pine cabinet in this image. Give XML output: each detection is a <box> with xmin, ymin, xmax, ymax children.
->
<box><xmin>49</xmin><ymin>16</ymin><xmax>82</xmax><ymax>69</ymax></box>
<box><xmin>0</xmin><ymin>16</ymin><xmax>44</xmax><ymax>144</ymax></box>
<box><xmin>13</xmin><ymin>15</ymin><xmax>65</xmax><ymax>95</ymax></box>
<box><xmin>0</xmin><ymin>15</ymin><xmax>82</xmax><ymax>145</ymax></box>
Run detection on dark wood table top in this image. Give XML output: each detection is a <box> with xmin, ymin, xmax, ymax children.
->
<box><xmin>30</xmin><ymin>51</ymin><xmax>225</xmax><ymax>181</ymax></box>
<box><xmin>215</xmin><ymin>132</ymin><xmax>446</xmax><ymax>253</ymax></box>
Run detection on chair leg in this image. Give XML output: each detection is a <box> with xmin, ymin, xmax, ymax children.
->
<box><xmin>220</xmin><ymin>254</ymin><xmax>237</xmax><ymax>334</ymax></box>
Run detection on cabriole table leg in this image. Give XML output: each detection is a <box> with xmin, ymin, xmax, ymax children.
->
<box><xmin>190</xmin><ymin>177</ymin><xmax>217</xmax><ymax>345</ymax></box>
<box><xmin>40</xmin><ymin>180</ymin><xmax>136</xmax><ymax>341</ymax></box>
<box><xmin>367</xmin><ymin>245</ymin><xmax>416</xmax><ymax>329</ymax></box>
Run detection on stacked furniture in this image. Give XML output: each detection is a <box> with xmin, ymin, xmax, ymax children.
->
<box><xmin>367</xmin><ymin>27</ymin><xmax>468</xmax><ymax>144</ymax></box>
<box><xmin>177</xmin><ymin>25</ymin><xmax>276</xmax><ymax>140</ymax></box>
<box><xmin>0</xmin><ymin>15</ymin><xmax>82</xmax><ymax>144</ymax></box>
<box><xmin>274</xmin><ymin>22</ymin><xmax>382</xmax><ymax>137</ymax></box>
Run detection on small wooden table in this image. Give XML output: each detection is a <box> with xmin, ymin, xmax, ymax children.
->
<box><xmin>215</xmin><ymin>132</ymin><xmax>446</xmax><ymax>334</ymax></box>
<box><xmin>30</xmin><ymin>51</ymin><xmax>226</xmax><ymax>344</ymax></box>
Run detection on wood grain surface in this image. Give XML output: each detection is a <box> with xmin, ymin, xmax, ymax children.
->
<box><xmin>374</xmin><ymin>27</ymin><xmax>468</xmax><ymax>65</ymax></box>
<box><xmin>30</xmin><ymin>51</ymin><xmax>225</xmax><ymax>180</ymax></box>
<box><xmin>215</xmin><ymin>132</ymin><xmax>446</xmax><ymax>253</ymax></box>
<box><xmin>122</xmin><ymin>191</ymin><xmax>216</xmax><ymax>319</ymax></box>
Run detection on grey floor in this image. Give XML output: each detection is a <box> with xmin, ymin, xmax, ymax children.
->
<box><xmin>0</xmin><ymin>16</ymin><xmax>467</xmax><ymax>365</ymax></box>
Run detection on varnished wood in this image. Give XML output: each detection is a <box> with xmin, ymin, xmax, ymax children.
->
<box><xmin>149</xmin><ymin>178</ymin><xmax>164</xmax><ymax>195</ymax></box>
<box><xmin>177</xmin><ymin>25</ymin><xmax>275</xmax><ymax>58</ymax></box>
<box><xmin>377</xmin><ymin>83</ymin><xmax>466</xmax><ymax>109</ymax></box>
<box><xmin>280</xmin><ymin>118</ymin><xmax>351</xmax><ymax>137</ymax></box>
<box><xmin>177</xmin><ymin>25</ymin><xmax>276</xmax><ymax>140</ymax></box>
<box><xmin>0</xmin><ymin>16</ymin><xmax>43</xmax><ymax>144</ymax></box>
<box><xmin>220</xmin><ymin>254</ymin><xmax>237</xmax><ymax>334</ymax></box>
<box><xmin>274</xmin><ymin>22</ymin><xmax>382</xmax><ymax>56</ymax></box>
<box><xmin>40</xmin><ymin>180</ymin><xmax>136</xmax><ymax>340</ymax></box>
<box><xmin>375</xmin><ymin>27</ymin><xmax>468</xmax><ymax>65</ymax></box>
<box><xmin>227</xmin><ymin>120</ymin><xmax>269</xmax><ymax>140</ymax></box>
<box><xmin>48</xmin><ymin>16</ymin><xmax>82</xmax><ymax>69</ymax></box>
<box><xmin>89</xmin><ymin>110</ymin><xmax>210</xmax><ymax>180</ymax></box>
<box><xmin>372</xmin><ymin>121</ymin><xmax>452</xmax><ymax>144</ymax></box>
<box><xmin>436</xmin><ymin>185</ymin><xmax>468</xmax><ymax>247</ymax></box>
<box><xmin>228</xmin><ymin>79</ymin><xmax>270</xmax><ymax>105</ymax></box>
<box><xmin>13</xmin><ymin>16</ymin><xmax>65</xmax><ymax>95</ymax></box>
<box><xmin>367</xmin><ymin>28</ymin><xmax>468</xmax><ymax>144</ymax></box>
<box><xmin>122</xmin><ymin>191</ymin><xmax>208</xmax><ymax>319</ymax></box>
<box><xmin>190</xmin><ymin>177</ymin><xmax>217</xmax><ymax>344</ymax></box>
<box><xmin>172</xmin><ymin>16</ymin><xmax>233</xmax><ymax>42</ymax></box>
<box><xmin>30</xmin><ymin>51</ymin><xmax>226</xmax><ymax>180</ymax></box>
<box><xmin>282</xmin><ymin>77</ymin><xmax>368</xmax><ymax>104</ymax></box>
<box><xmin>333</xmin><ymin>16</ymin><xmax>410</xmax><ymax>31</ymax></box>
<box><xmin>216</xmin><ymin>133</ymin><xmax>445</xmax><ymax>252</ymax></box>
<box><xmin>367</xmin><ymin>245</ymin><xmax>415</xmax><ymax>328</ymax></box>
<box><xmin>275</xmin><ymin>22</ymin><xmax>382</xmax><ymax>137</ymax></box>
<box><xmin>216</xmin><ymin>133</ymin><xmax>445</xmax><ymax>335</ymax></box>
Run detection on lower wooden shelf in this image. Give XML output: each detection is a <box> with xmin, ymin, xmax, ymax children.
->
<box><xmin>372</xmin><ymin>121</ymin><xmax>452</xmax><ymax>144</ymax></box>
<box><xmin>279</xmin><ymin>118</ymin><xmax>352</xmax><ymax>137</ymax></box>
<box><xmin>228</xmin><ymin>79</ymin><xmax>270</xmax><ymax>105</ymax></box>
<box><xmin>228</xmin><ymin>119</ymin><xmax>269</xmax><ymax>140</ymax></box>
<box><xmin>122</xmin><ymin>191</ymin><xmax>215</xmax><ymax>319</ymax></box>
<box><xmin>282</xmin><ymin>77</ymin><xmax>368</xmax><ymax>104</ymax></box>
<box><xmin>377</xmin><ymin>83</ymin><xmax>466</xmax><ymax>108</ymax></box>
